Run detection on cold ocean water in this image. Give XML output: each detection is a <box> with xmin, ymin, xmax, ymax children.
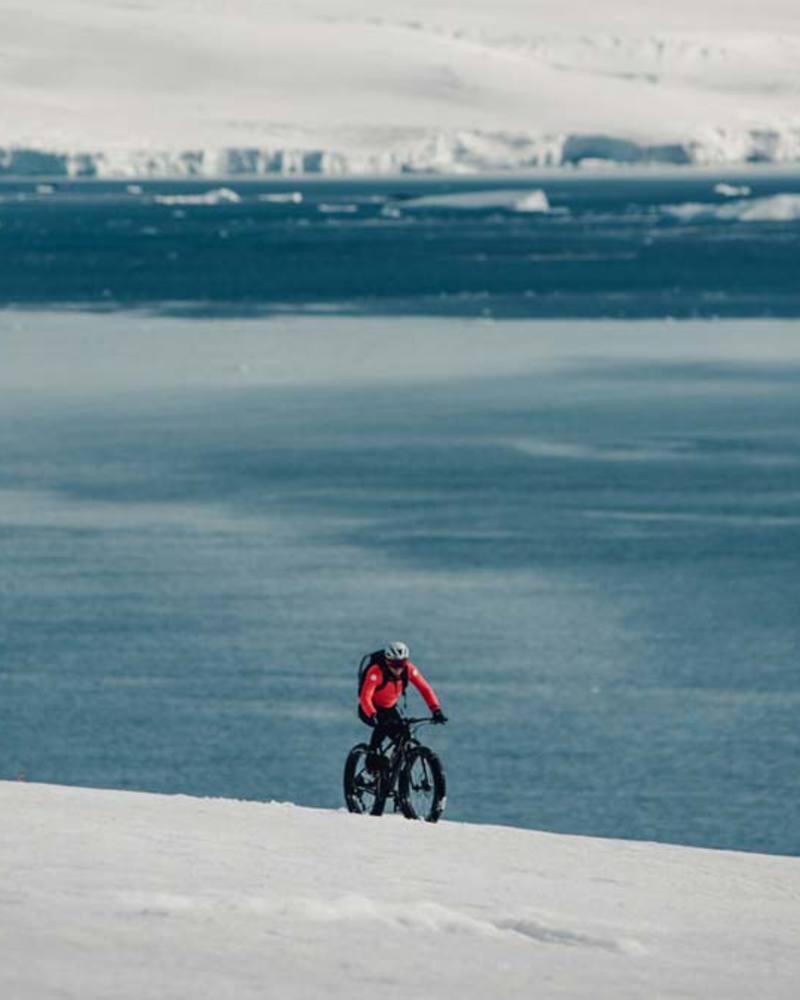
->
<box><xmin>2</xmin><ymin>169</ymin><xmax>800</xmax><ymax>316</ymax></box>
<box><xmin>1</xmin><ymin>172</ymin><xmax>800</xmax><ymax>855</ymax></box>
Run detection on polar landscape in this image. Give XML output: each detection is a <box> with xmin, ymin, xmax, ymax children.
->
<box><xmin>3</xmin><ymin>781</ymin><xmax>799</xmax><ymax>1000</ymax></box>
<box><xmin>3</xmin><ymin>0</ymin><xmax>800</xmax><ymax>174</ymax></box>
<box><xmin>3</xmin><ymin>4</ymin><xmax>800</xmax><ymax>996</ymax></box>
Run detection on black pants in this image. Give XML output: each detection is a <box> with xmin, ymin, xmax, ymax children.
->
<box><xmin>359</xmin><ymin>706</ymin><xmax>403</xmax><ymax>752</ymax></box>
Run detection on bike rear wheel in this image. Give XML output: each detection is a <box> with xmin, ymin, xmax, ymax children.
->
<box><xmin>343</xmin><ymin>744</ymin><xmax>383</xmax><ymax>815</ymax></box>
<box><xmin>399</xmin><ymin>746</ymin><xmax>446</xmax><ymax>822</ymax></box>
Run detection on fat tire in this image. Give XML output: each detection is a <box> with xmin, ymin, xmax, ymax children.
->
<box><xmin>399</xmin><ymin>746</ymin><xmax>446</xmax><ymax>823</ymax></box>
<box><xmin>343</xmin><ymin>743</ymin><xmax>380</xmax><ymax>815</ymax></box>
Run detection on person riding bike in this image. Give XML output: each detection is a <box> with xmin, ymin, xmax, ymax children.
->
<box><xmin>359</xmin><ymin>641</ymin><xmax>447</xmax><ymax>757</ymax></box>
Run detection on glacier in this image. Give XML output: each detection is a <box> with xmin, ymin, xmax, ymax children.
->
<box><xmin>3</xmin><ymin>127</ymin><xmax>800</xmax><ymax>178</ymax></box>
<box><xmin>3</xmin><ymin>1</ymin><xmax>800</xmax><ymax>176</ymax></box>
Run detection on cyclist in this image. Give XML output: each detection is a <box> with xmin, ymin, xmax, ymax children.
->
<box><xmin>359</xmin><ymin>641</ymin><xmax>447</xmax><ymax>757</ymax></box>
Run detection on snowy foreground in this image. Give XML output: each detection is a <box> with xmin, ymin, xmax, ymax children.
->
<box><xmin>2</xmin><ymin>782</ymin><xmax>798</xmax><ymax>999</ymax></box>
<box><xmin>4</xmin><ymin>0</ymin><xmax>800</xmax><ymax>174</ymax></box>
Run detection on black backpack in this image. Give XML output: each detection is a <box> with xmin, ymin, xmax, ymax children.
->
<box><xmin>357</xmin><ymin>649</ymin><xmax>408</xmax><ymax>696</ymax></box>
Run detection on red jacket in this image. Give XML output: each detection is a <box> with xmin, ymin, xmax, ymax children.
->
<box><xmin>359</xmin><ymin>660</ymin><xmax>440</xmax><ymax>717</ymax></box>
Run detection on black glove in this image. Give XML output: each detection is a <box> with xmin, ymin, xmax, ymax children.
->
<box><xmin>366</xmin><ymin>714</ymin><xmax>378</xmax><ymax>727</ymax></box>
<box><xmin>431</xmin><ymin>708</ymin><xmax>447</xmax><ymax>725</ymax></box>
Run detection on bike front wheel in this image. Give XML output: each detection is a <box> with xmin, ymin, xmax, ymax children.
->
<box><xmin>399</xmin><ymin>746</ymin><xmax>446</xmax><ymax>822</ymax></box>
<box><xmin>343</xmin><ymin>744</ymin><xmax>383</xmax><ymax>815</ymax></box>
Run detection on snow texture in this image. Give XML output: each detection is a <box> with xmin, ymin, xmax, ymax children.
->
<box><xmin>1</xmin><ymin>781</ymin><xmax>799</xmax><ymax>999</ymax></box>
<box><xmin>3</xmin><ymin>1</ymin><xmax>800</xmax><ymax>174</ymax></box>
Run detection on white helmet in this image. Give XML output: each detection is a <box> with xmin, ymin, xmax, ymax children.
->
<box><xmin>384</xmin><ymin>641</ymin><xmax>409</xmax><ymax>662</ymax></box>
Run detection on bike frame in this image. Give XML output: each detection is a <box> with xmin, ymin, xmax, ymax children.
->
<box><xmin>373</xmin><ymin>718</ymin><xmax>433</xmax><ymax>813</ymax></box>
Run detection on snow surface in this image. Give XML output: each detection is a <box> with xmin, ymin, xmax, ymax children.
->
<box><xmin>2</xmin><ymin>781</ymin><xmax>798</xmax><ymax>999</ymax></box>
<box><xmin>3</xmin><ymin>1</ymin><xmax>800</xmax><ymax>174</ymax></box>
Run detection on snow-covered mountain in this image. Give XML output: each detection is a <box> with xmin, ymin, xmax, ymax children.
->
<box><xmin>3</xmin><ymin>0</ymin><xmax>800</xmax><ymax>175</ymax></box>
<box><xmin>2</xmin><ymin>781</ymin><xmax>799</xmax><ymax>999</ymax></box>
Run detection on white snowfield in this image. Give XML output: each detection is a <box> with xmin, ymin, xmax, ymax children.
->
<box><xmin>2</xmin><ymin>782</ymin><xmax>799</xmax><ymax>999</ymax></box>
<box><xmin>3</xmin><ymin>0</ymin><xmax>800</xmax><ymax>174</ymax></box>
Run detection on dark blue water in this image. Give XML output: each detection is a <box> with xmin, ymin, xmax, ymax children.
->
<box><xmin>2</xmin><ymin>170</ymin><xmax>800</xmax><ymax>316</ymax></box>
<box><xmin>1</xmin><ymin>172</ymin><xmax>799</xmax><ymax>855</ymax></box>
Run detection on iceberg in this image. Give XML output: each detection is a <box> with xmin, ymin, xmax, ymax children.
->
<box><xmin>152</xmin><ymin>187</ymin><xmax>242</xmax><ymax>206</ymax></box>
<box><xmin>388</xmin><ymin>188</ymin><xmax>550</xmax><ymax>213</ymax></box>
<box><xmin>714</xmin><ymin>183</ymin><xmax>752</xmax><ymax>198</ymax></box>
<box><xmin>257</xmin><ymin>191</ymin><xmax>304</xmax><ymax>203</ymax></box>
<box><xmin>665</xmin><ymin>192</ymin><xmax>800</xmax><ymax>222</ymax></box>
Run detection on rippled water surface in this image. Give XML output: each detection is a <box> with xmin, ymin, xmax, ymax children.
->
<box><xmin>2</xmin><ymin>310</ymin><xmax>799</xmax><ymax>855</ymax></box>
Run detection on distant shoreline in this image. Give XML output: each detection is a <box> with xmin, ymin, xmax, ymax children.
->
<box><xmin>3</xmin><ymin>163</ymin><xmax>800</xmax><ymax>185</ymax></box>
<box><xmin>4</xmin><ymin>140</ymin><xmax>800</xmax><ymax>182</ymax></box>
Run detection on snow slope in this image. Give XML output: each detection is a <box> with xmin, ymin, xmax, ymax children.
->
<box><xmin>3</xmin><ymin>1</ymin><xmax>800</xmax><ymax>174</ymax></box>
<box><xmin>2</xmin><ymin>781</ymin><xmax>799</xmax><ymax>999</ymax></box>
